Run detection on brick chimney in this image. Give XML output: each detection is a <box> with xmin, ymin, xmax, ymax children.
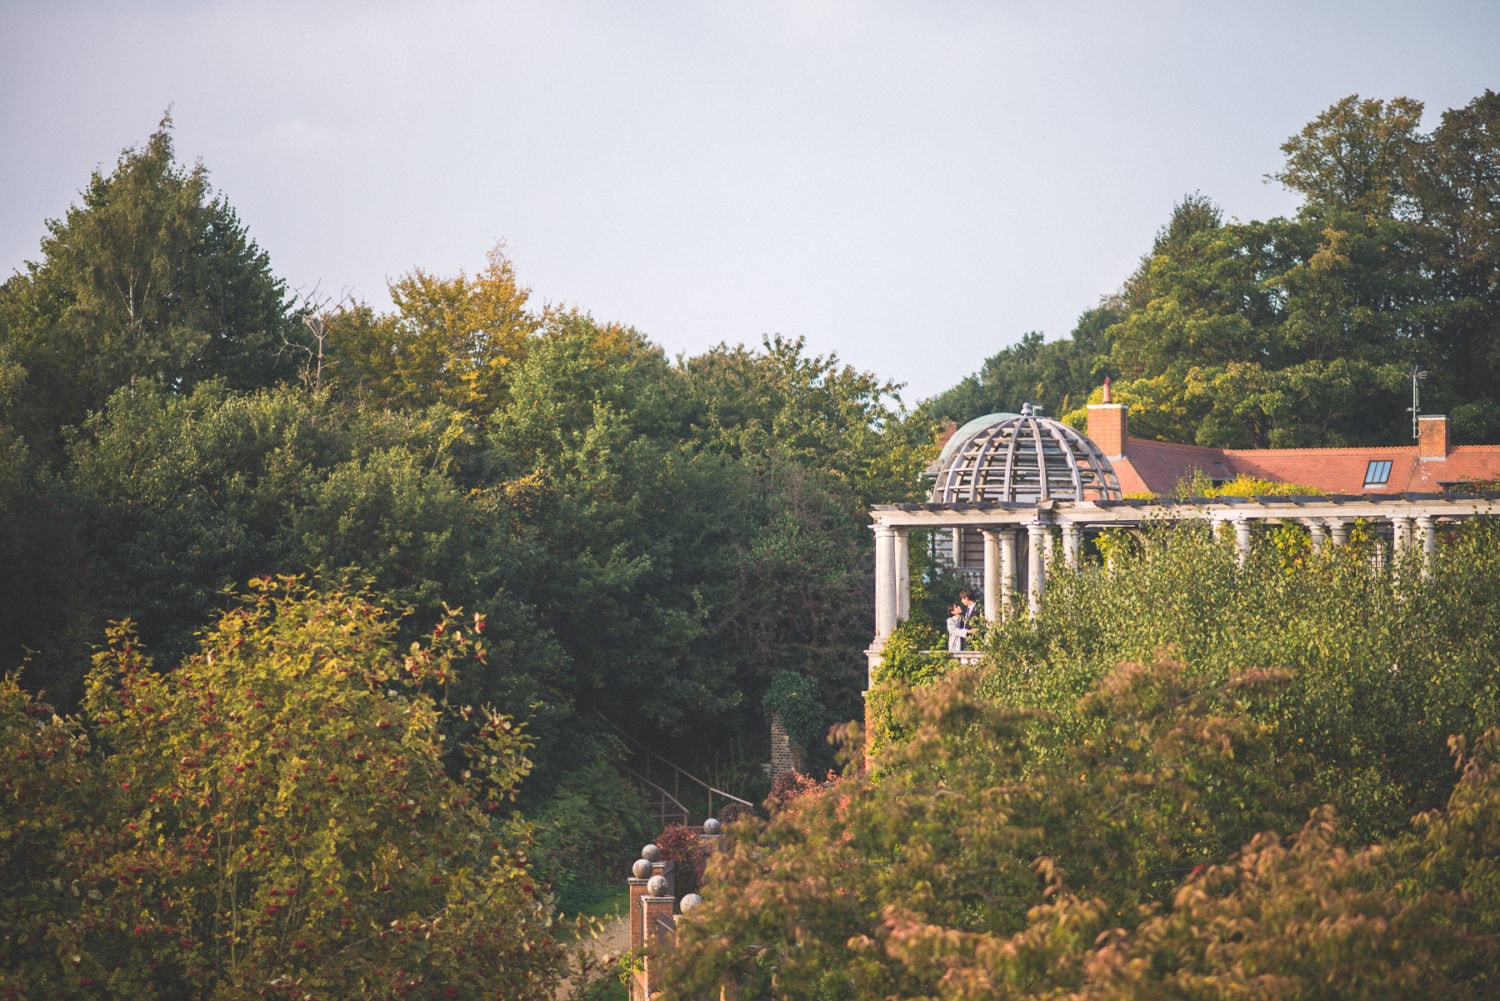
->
<box><xmin>1087</xmin><ymin>378</ymin><xmax>1128</xmax><ymax>459</ymax></box>
<box><xmin>1418</xmin><ymin>414</ymin><xmax>1450</xmax><ymax>461</ymax></box>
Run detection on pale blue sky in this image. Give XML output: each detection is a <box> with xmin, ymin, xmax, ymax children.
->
<box><xmin>3</xmin><ymin>1</ymin><xmax>1497</xmax><ymax>402</ymax></box>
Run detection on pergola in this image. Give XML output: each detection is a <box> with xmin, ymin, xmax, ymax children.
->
<box><xmin>866</xmin><ymin>492</ymin><xmax>1499</xmax><ymax>681</ymax></box>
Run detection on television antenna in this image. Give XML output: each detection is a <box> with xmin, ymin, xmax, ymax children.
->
<box><xmin>1408</xmin><ymin>365</ymin><xmax>1428</xmax><ymax>440</ymax></box>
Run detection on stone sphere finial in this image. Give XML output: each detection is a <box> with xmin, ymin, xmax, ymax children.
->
<box><xmin>647</xmin><ymin>874</ymin><xmax>669</xmax><ymax>897</ymax></box>
<box><xmin>702</xmin><ymin>818</ymin><xmax>722</xmax><ymax>835</ymax></box>
<box><xmin>631</xmin><ymin>858</ymin><xmax>653</xmax><ymax>879</ymax></box>
<box><xmin>641</xmin><ymin>843</ymin><xmax>661</xmax><ymax>862</ymax></box>
<box><xmin>680</xmin><ymin>892</ymin><xmax>703</xmax><ymax>912</ymax></box>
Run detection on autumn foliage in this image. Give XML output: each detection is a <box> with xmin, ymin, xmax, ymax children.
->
<box><xmin>664</xmin><ymin>658</ymin><xmax>1500</xmax><ymax>998</ymax></box>
<box><xmin>1</xmin><ymin>578</ymin><xmax>565</xmax><ymax>1000</ymax></box>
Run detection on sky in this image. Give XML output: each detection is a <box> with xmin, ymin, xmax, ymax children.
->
<box><xmin>3</xmin><ymin>1</ymin><xmax>1498</xmax><ymax>405</ymax></box>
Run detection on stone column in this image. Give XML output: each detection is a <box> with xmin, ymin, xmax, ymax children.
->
<box><xmin>873</xmin><ymin>524</ymin><xmax>897</xmax><ymax>643</ymax></box>
<box><xmin>1390</xmin><ymin>516</ymin><xmax>1412</xmax><ymax>562</ymax></box>
<box><xmin>981</xmin><ymin>529</ymin><xmax>1001</xmax><ymax>624</ymax></box>
<box><xmin>1026</xmin><ymin>521</ymin><xmax>1049</xmax><ymax>617</ymax></box>
<box><xmin>1061</xmin><ymin>523</ymin><xmax>1081</xmax><ymax>570</ymax></box>
<box><xmin>895</xmin><ymin>528</ymin><xmax>911</xmax><ymax>622</ymax></box>
<box><xmin>1233</xmin><ymin>518</ymin><xmax>1252</xmax><ymax>565</ymax></box>
<box><xmin>1308</xmin><ymin>520</ymin><xmax>1326</xmax><ymax>554</ymax></box>
<box><xmin>1328</xmin><ymin>520</ymin><xmax>1349</xmax><ymax>546</ymax></box>
<box><xmin>1417</xmin><ymin>515</ymin><xmax>1437</xmax><ymax>576</ymax></box>
<box><xmin>999</xmin><ymin>529</ymin><xmax>1019</xmax><ymax>617</ymax></box>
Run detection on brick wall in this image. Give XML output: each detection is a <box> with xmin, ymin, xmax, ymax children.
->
<box><xmin>769</xmin><ymin>712</ymin><xmax>801</xmax><ymax>777</ymax></box>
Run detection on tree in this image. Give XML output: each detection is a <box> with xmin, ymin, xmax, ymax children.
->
<box><xmin>480</xmin><ymin>314</ymin><xmax>737</xmax><ymax>736</ymax></box>
<box><xmin>61</xmin><ymin>382</ymin><xmax>342</xmax><ymax>668</ymax></box>
<box><xmin>927</xmin><ymin>94</ymin><xmax>1500</xmax><ymax>449</ymax></box>
<box><xmin>0</xmin><ymin>676</ymin><xmax>103</xmax><ymax>995</ymax></box>
<box><xmin>46</xmin><ymin>578</ymin><xmax>567</xmax><ymax>1000</ymax></box>
<box><xmin>678</xmin><ymin>334</ymin><xmax>921</xmax><ymax>508</ymax></box>
<box><xmin>0</xmin><ymin>338</ymin><xmax>94</xmax><ymax>706</ymax></box>
<box><xmin>1149</xmin><ymin>190</ymin><xmax>1223</xmax><ymax>256</ymax></box>
<box><xmin>1100</xmin><ymin>199</ymin><xmax>1419</xmax><ymax>446</ymax></box>
<box><xmin>1408</xmin><ymin>90</ymin><xmax>1500</xmax><ymax>438</ymax></box>
<box><xmin>1272</xmin><ymin>94</ymin><xmax>1425</xmax><ymax>220</ymax></box>
<box><xmin>0</xmin><ymin>114</ymin><xmax>296</xmax><ymax>445</ymax></box>
<box><xmin>322</xmin><ymin>245</ymin><xmax>539</xmax><ymax>416</ymax></box>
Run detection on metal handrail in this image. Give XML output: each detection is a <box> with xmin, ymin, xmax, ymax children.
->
<box><xmin>599</xmin><ymin>713</ymin><xmax>757</xmax><ymax>824</ymax></box>
<box><xmin>618</xmin><ymin>763</ymin><xmax>692</xmax><ymax>828</ymax></box>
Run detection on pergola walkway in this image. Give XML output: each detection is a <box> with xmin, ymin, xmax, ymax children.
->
<box><xmin>866</xmin><ymin>492</ymin><xmax>1499</xmax><ymax>681</ymax></box>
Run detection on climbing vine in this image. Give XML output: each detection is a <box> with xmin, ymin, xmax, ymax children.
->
<box><xmin>762</xmin><ymin>670</ymin><xmax>827</xmax><ymax>752</ymax></box>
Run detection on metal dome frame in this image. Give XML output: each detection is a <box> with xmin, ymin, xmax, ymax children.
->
<box><xmin>931</xmin><ymin>406</ymin><xmax>1122</xmax><ymax>504</ymax></box>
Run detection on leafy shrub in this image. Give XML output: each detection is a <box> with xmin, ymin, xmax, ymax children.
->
<box><xmin>526</xmin><ymin>757</ymin><xmax>656</xmax><ymax>915</ymax></box>
<box><xmin>653</xmin><ymin>824</ymin><xmax>707</xmax><ymax>897</ymax></box>
<box><xmin>13</xmin><ymin>577</ymin><xmax>569</xmax><ymax>1000</ymax></box>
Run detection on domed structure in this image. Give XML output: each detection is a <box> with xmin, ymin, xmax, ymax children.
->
<box><xmin>930</xmin><ymin>404</ymin><xmax>1121</xmax><ymax>504</ymax></box>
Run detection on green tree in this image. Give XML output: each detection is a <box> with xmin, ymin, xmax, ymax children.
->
<box><xmin>981</xmin><ymin>520</ymin><xmax>1500</xmax><ymax>838</ymax></box>
<box><xmin>1409</xmin><ymin>90</ymin><xmax>1500</xmax><ymax>439</ymax></box>
<box><xmin>0</xmin><ymin>115</ymin><xmax>296</xmax><ymax>446</ymax></box>
<box><xmin>481</xmin><ymin>315</ymin><xmax>735</xmax><ymax>734</ymax></box>
<box><xmin>61</xmin><ymin>382</ymin><xmax>342</xmax><ymax>667</ymax></box>
<box><xmin>1272</xmin><ymin>94</ymin><xmax>1426</xmax><ymax>220</ymax></box>
<box><xmin>1101</xmin><ymin>192</ymin><xmax>1419</xmax><ymax>446</ymax></box>
<box><xmin>665</xmin><ymin>608</ymin><xmax>1500</xmax><ymax>1000</ymax></box>
<box><xmin>929</xmin><ymin>95</ymin><xmax>1500</xmax><ymax>449</ymax></box>
<box><xmin>57</xmin><ymin>380</ymin><xmax>515</xmax><ymax>682</ymax></box>
<box><xmin>0</xmin><ymin>340</ymin><xmax>94</xmax><ymax>705</ymax></box>
<box><xmin>678</xmin><ymin>333</ymin><xmax>922</xmax><ymax>508</ymax></box>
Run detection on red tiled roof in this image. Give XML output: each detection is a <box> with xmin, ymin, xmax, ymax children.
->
<box><xmin>1111</xmin><ymin>438</ymin><xmax>1500</xmax><ymax>496</ymax></box>
<box><xmin>1111</xmin><ymin>439</ymin><xmax>1233</xmax><ymax>496</ymax></box>
<box><xmin>1227</xmin><ymin>444</ymin><xmax>1500</xmax><ymax>494</ymax></box>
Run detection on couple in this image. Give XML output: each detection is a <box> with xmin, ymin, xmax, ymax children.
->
<box><xmin>946</xmin><ymin>589</ymin><xmax>980</xmax><ymax>652</ymax></box>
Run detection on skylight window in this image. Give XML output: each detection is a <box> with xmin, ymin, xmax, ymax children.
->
<box><xmin>1363</xmin><ymin>459</ymin><xmax>1393</xmax><ymax>489</ymax></box>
